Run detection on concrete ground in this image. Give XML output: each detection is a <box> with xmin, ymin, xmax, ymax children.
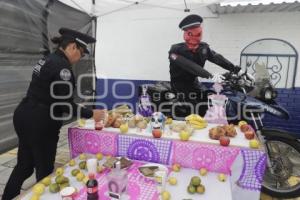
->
<box><xmin>0</xmin><ymin>122</ymin><xmax>299</xmax><ymax>200</ymax></box>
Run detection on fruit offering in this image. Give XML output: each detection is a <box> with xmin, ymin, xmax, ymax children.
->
<box><xmin>55</xmin><ymin>175</ymin><xmax>69</xmax><ymax>185</ymax></box>
<box><xmin>165</xmin><ymin>117</ymin><xmax>173</xmax><ymax>125</ymax></box>
<box><xmin>152</xmin><ymin>129</ymin><xmax>162</xmax><ymax>138</ymax></box>
<box><xmin>69</xmin><ymin>159</ymin><xmax>76</xmax><ymax>167</ymax></box>
<box><xmin>55</xmin><ymin>167</ymin><xmax>64</xmax><ymax>176</ymax></box>
<box><xmin>96</xmin><ymin>152</ymin><xmax>103</xmax><ymax>160</ymax></box>
<box><xmin>209</xmin><ymin>124</ymin><xmax>238</xmax><ymax>140</ymax></box>
<box><xmin>79</xmin><ymin>161</ymin><xmax>87</xmax><ymax>170</ymax></box>
<box><xmin>30</xmin><ymin>194</ymin><xmax>40</xmax><ymax>200</ymax></box>
<box><xmin>245</xmin><ymin>130</ymin><xmax>255</xmax><ymax>140</ymax></box>
<box><xmin>49</xmin><ymin>183</ymin><xmax>60</xmax><ymax>193</ymax></box>
<box><xmin>168</xmin><ymin>177</ymin><xmax>177</xmax><ymax>185</ymax></box>
<box><xmin>41</xmin><ymin>176</ymin><xmax>51</xmax><ymax>186</ymax></box>
<box><xmin>238</xmin><ymin>120</ymin><xmax>247</xmax><ymax>127</ymax></box>
<box><xmin>78</xmin><ymin>118</ymin><xmax>86</xmax><ymax>127</ymax></box>
<box><xmin>185</xmin><ymin>114</ymin><xmax>207</xmax><ymax>129</ymax></box>
<box><xmin>187</xmin><ymin>176</ymin><xmax>205</xmax><ymax>195</ymax></box>
<box><xmin>219</xmin><ymin>136</ymin><xmax>230</xmax><ymax>146</ymax></box>
<box><xmin>76</xmin><ymin>172</ymin><xmax>85</xmax><ymax>181</ymax></box>
<box><xmin>79</xmin><ymin>153</ymin><xmax>87</xmax><ymax>160</ymax></box>
<box><xmin>218</xmin><ymin>173</ymin><xmax>226</xmax><ymax>182</ymax></box>
<box><xmin>209</xmin><ymin>126</ymin><xmax>226</xmax><ymax>140</ymax></box>
<box><xmin>240</xmin><ymin>124</ymin><xmax>252</xmax><ymax>132</ymax></box>
<box><xmin>161</xmin><ymin>191</ymin><xmax>171</xmax><ymax>200</ymax></box>
<box><xmin>199</xmin><ymin>168</ymin><xmax>208</xmax><ymax>176</ymax></box>
<box><xmin>33</xmin><ymin>183</ymin><xmax>45</xmax><ymax>195</ymax></box>
<box><xmin>136</xmin><ymin>120</ymin><xmax>148</xmax><ymax>129</ymax></box>
<box><xmin>119</xmin><ymin>123</ymin><xmax>129</xmax><ymax>133</ymax></box>
<box><xmin>172</xmin><ymin>164</ymin><xmax>181</xmax><ymax>172</ymax></box>
<box><xmin>71</xmin><ymin>169</ymin><xmax>80</xmax><ymax>177</ymax></box>
<box><xmin>223</xmin><ymin>124</ymin><xmax>237</xmax><ymax>137</ymax></box>
<box><xmin>249</xmin><ymin>139</ymin><xmax>260</xmax><ymax>149</ymax></box>
<box><xmin>170</xmin><ymin>122</ymin><xmax>194</xmax><ymax>136</ymax></box>
<box><xmin>179</xmin><ymin>130</ymin><xmax>190</xmax><ymax>141</ymax></box>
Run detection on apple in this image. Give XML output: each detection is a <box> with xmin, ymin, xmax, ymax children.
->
<box><xmin>244</xmin><ymin>130</ymin><xmax>255</xmax><ymax>140</ymax></box>
<box><xmin>152</xmin><ymin>129</ymin><xmax>162</xmax><ymax>138</ymax></box>
<box><xmin>219</xmin><ymin>136</ymin><xmax>230</xmax><ymax>146</ymax></box>
<box><xmin>240</xmin><ymin>124</ymin><xmax>251</xmax><ymax>132</ymax></box>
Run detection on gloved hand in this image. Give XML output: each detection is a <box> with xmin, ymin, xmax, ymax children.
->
<box><xmin>211</xmin><ymin>73</ymin><xmax>225</xmax><ymax>83</ymax></box>
<box><xmin>238</xmin><ymin>70</ymin><xmax>255</xmax><ymax>81</ymax></box>
<box><xmin>238</xmin><ymin>70</ymin><xmax>255</xmax><ymax>87</ymax></box>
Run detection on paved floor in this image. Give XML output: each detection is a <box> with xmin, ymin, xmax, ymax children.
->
<box><xmin>0</xmin><ymin>122</ymin><xmax>299</xmax><ymax>200</ymax></box>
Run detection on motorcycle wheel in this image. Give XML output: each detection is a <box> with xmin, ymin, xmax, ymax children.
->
<box><xmin>262</xmin><ymin>137</ymin><xmax>300</xmax><ymax>198</ymax></box>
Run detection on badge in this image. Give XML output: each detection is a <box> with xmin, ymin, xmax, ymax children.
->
<box><xmin>60</xmin><ymin>68</ymin><xmax>71</xmax><ymax>81</ymax></box>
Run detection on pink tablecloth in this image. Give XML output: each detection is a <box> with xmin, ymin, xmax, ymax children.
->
<box><xmin>68</xmin><ymin>127</ymin><xmax>266</xmax><ymax>192</ymax></box>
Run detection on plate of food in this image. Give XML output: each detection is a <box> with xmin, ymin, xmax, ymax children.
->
<box><xmin>138</xmin><ymin>163</ymin><xmax>168</xmax><ymax>178</ymax></box>
<box><xmin>103</xmin><ymin>157</ymin><xmax>133</xmax><ymax>169</ymax></box>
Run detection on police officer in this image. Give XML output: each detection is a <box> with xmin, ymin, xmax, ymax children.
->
<box><xmin>2</xmin><ymin>28</ymin><xmax>105</xmax><ymax>200</ymax></box>
<box><xmin>169</xmin><ymin>14</ymin><xmax>241</xmax><ymax>117</ymax></box>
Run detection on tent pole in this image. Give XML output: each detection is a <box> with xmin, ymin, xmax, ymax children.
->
<box><xmin>42</xmin><ymin>0</ymin><xmax>54</xmax><ymax>56</ymax></box>
<box><xmin>91</xmin><ymin>0</ymin><xmax>97</xmax><ymax>104</ymax></box>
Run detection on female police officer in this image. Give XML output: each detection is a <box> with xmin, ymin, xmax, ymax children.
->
<box><xmin>2</xmin><ymin>28</ymin><xmax>105</xmax><ymax>200</ymax></box>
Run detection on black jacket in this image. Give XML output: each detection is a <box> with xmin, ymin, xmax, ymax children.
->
<box><xmin>26</xmin><ymin>49</ymin><xmax>93</xmax><ymax>118</ymax></box>
<box><xmin>169</xmin><ymin>42</ymin><xmax>240</xmax><ymax>93</ymax></box>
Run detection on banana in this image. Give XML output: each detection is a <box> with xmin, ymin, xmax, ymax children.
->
<box><xmin>185</xmin><ymin>114</ymin><xmax>207</xmax><ymax>129</ymax></box>
<box><xmin>185</xmin><ymin>114</ymin><xmax>206</xmax><ymax>122</ymax></box>
<box><xmin>190</xmin><ymin>123</ymin><xmax>207</xmax><ymax>129</ymax></box>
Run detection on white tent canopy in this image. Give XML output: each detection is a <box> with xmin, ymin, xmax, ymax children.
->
<box><xmin>58</xmin><ymin>0</ymin><xmax>222</xmax><ymax>17</ymax></box>
<box><xmin>58</xmin><ymin>0</ymin><xmax>300</xmax><ymax>16</ymax></box>
<box><xmin>57</xmin><ymin>0</ymin><xmax>300</xmax><ymax>84</ymax></box>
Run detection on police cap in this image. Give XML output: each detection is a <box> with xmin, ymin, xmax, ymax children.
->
<box><xmin>179</xmin><ymin>14</ymin><xmax>203</xmax><ymax>30</ymax></box>
<box><xmin>59</xmin><ymin>27</ymin><xmax>96</xmax><ymax>54</ymax></box>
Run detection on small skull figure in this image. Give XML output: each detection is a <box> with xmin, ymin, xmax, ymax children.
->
<box><xmin>150</xmin><ymin>112</ymin><xmax>166</xmax><ymax>131</ymax></box>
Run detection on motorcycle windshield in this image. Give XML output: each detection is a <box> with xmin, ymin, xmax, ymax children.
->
<box><xmin>249</xmin><ymin>63</ymin><xmax>274</xmax><ymax>98</ymax></box>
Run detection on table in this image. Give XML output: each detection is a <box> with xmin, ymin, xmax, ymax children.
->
<box><xmin>20</xmin><ymin>155</ymin><xmax>234</xmax><ymax>200</ymax></box>
<box><xmin>67</xmin><ymin>122</ymin><xmax>267</xmax><ymax>200</ymax></box>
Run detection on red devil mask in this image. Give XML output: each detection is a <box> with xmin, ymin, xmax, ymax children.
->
<box><xmin>183</xmin><ymin>26</ymin><xmax>202</xmax><ymax>52</ymax></box>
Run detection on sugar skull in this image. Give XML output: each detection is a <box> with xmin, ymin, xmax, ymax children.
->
<box><xmin>85</xmin><ymin>134</ymin><xmax>100</xmax><ymax>154</ymax></box>
<box><xmin>150</xmin><ymin>112</ymin><xmax>166</xmax><ymax>131</ymax></box>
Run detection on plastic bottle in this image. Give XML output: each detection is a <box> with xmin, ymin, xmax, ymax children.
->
<box><xmin>86</xmin><ymin>173</ymin><xmax>99</xmax><ymax>200</ymax></box>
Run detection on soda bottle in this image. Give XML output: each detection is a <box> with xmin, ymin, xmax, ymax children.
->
<box><xmin>86</xmin><ymin>173</ymin><xmax>99</xmax><ymax>200</ymax></box>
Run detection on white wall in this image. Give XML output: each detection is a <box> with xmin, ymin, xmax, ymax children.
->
<box><xmin>95</xmin><ymin>5</ymin><xmax>300</xmax><ymax>86</ymax></box>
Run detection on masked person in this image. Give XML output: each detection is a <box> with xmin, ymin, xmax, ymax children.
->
<box><xmin>168</xmin><ymin>14</ymin><xmax>241</xmax><ymax>117</ymax></box>
<box><xmin>2</xmin><ymin>28</ymin><xmax>106</xmax><ymax>200</ymax></box>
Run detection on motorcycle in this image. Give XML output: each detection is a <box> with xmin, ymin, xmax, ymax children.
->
<box><xmin>140</xmin><ymin>63</ymin><xmax>300</xmax><ymax>198</ymax></box>
<box><xmin>219</xmin><ymin>63</ymin><xmax>300</xmax><ymax>198</ymax></box>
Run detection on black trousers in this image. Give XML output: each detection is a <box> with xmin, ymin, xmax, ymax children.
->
<box><xmin>2</xmin><ymin>98</ymin><xmax>61</xmax><ymax>200</ymax></box>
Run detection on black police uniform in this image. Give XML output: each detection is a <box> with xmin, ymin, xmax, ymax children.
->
<box><xmin>2</xmin><ymin>29</ymin><xmax>94</xmax><ymax>200</ymax></box>
<box><xmin>168</xmin><ymin>15</ymin><xmax>240</xmax><ymax>116</ymax></box>
<box><xmin>169</xmin><ymin>42</ymin><xmax>238</xmax><ymax>94</ymax></box>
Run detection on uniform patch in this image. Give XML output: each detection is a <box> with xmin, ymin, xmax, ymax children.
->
<box><xmin>33</xmin><ymin>58</ymin><xmax>45</xmax><ymax>76</ymax></box>
<box><xmin>202</xmin><ymin>48</ymin><xmax>207</xmax><ymax>55</ymax></box>
<box><xmin>60</xmin><ymin>68</ymin><xmax>71</xmax><ymax>81</ymax></box>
